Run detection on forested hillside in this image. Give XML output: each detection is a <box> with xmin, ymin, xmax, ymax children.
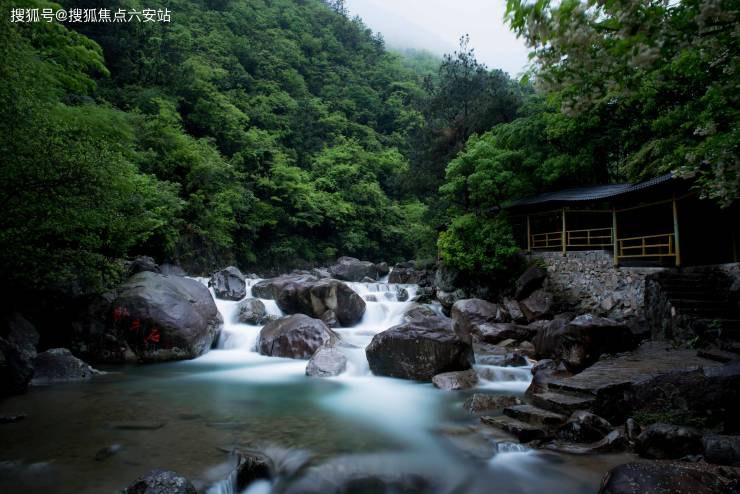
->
<box><xmin>1</xmin><ymin>0</ymin><xmax>736</xmax><ymax>297</ymax></box>
<box><xmin>1</xmin><ymin>0</ymin><xmax>440</xmax><ymax>292</ymax></box>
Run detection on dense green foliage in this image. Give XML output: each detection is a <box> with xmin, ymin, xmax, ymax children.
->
<box><xmin>437</xmin><ymin>0</ymin><xmax>739</xmax><ymax>279</ymax></box>
<box><xmin>0</xmin><ymin>0</ymin><xmax>443</xmax><ymax>291</ymax></box>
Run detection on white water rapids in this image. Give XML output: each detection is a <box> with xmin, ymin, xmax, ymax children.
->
<box><xmin>186</xmin><ymin>275</ymin><xmax>537</xmax><ymax>494</ymax></box>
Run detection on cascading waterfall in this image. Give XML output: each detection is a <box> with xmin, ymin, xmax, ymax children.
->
<box><xmin>191</xmin><ymin>275</ymin><xmax>535</xmax><ymax>494</ymax></box>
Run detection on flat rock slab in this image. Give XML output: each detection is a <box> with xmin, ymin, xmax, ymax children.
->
<box><xmin>548</xmin><ymin>342</ymin><xmax>720</xmax><ymax>395</ymax></box>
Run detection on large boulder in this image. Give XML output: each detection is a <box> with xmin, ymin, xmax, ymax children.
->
<box><xmin>258</xmin><ymin>314</ymin><xmax>339</xmax><ymax>359</ymax></box>
<box><xmin>209</xmin><ymin>266</ymin><xmax>247</xmax><ymax>301</ymax></box>
<box><xmin>557</xmin><ymin>314</ymin><xmax>636</xmax><ymax>372</ymax></box>
<box><xmin>635</xmin><ymin>423</ymin><xmax>703</xmax><ymax>459</ymax></box>
<box><xmin>365</xmin><ymin>316</ymin><xmax>474</xmax><ymax>381</ymax></box>
<box><xmin>272</xmin><ymin>279</ymin><xmax>366</xmax><ymax>327</ymax></box>
<box><xmin>305</xmin><ymin>279</ymin><xmax>366</xmax><ymax>327</ymax></box>
<box><xmin>237</xmin><ymin>298</ymin><xmax>269</xmax><ymax>325</ymax></box>
<box><xmin>111</xmin><ymin>272</ymin><xmax>222</xmax><ymax>362</ymax></box>
<box><xmin>598</xmin><ymin>461</ymin><xmax>733</xmax><ymax>494</ymax></box>
<box><xmin>518</xmin><ymin>289</ymin><xmax>553</xmax><ymax>321</ymax></box>
<box><xmin>450</xmin><ymin>299</ymin><xmax>505</xmax><ymax>345</ymax></box>
<box><xmin>515</xmin><ymin>266</ymin><xmax>547</xmax><ymax>300</ymax></box>
<box><xmin>31</xmin><ymin>348</ymin><xmax>99</xmax><ymax>385</ymax></box>
<box><xmin>432</xmin><ymin>369</ymin><xmax>478</xmax><ymax>390</ymax></box>
<box><xmin>0</xmin><ymin>313</ymin><xmax>39</xmax><ymax>396</ymax></box>
<box><xmin>388</xmin><ymin>262</ymin><xmax>434</xmax><ymax>286</ymax></box>
<box><xmin>306</xmin><ymin>346</ymin><xmax>347</xmax><ymax>377</ymax></box>
<box><xmin>122</xmin><ymin>469</ymin><xmax>197</xmax><ymax>494</ymax></box>
<box><xmin>251</xmin><ymin>274</ymin><xmax>318</xmax><ymax>300</ymax></box>
<box><xmin>532</xmin><ymin>318</ymin><xmax>568</xmax><ymax>358</ymax></box>
<box><xmin>402</xmin><ymin>304</ymin><xmax>437</xmax><ymax>323</ymax></box>
<box><xmin>329</xmin><ymin>257</ymin><xmax>379</xmax><ymax>282</ymax></box>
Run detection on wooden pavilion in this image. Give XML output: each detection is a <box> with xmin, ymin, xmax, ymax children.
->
<box><xmin>505</xmin><ymin>173</ymin><xmax>739</xmax><ymax>267</ymax></box>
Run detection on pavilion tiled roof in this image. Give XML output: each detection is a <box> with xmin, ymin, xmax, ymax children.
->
<box><xmin>506</xmin><ymin>173</ymin><xmax>675</xmax><ymax>209</ymax></box>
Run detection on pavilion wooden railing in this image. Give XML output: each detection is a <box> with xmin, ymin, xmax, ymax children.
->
<box><xmin>530</xmin><ymin>231</ymin><xmax>563</xmax><ymax>249</ymax></box>
<box><xmin>566</xmin><ymin>227</ymin><xmax>613</xmax><ymax>248</ymax></box>
<box><xmin>617</xmin><ymin>233</ymin><xmax>676</xmax><ymax>260</ymax></box>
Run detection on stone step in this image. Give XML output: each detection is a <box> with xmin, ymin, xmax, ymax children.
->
<box><xmin>697</xmin><ymin>349</ymin><xmax>738</xmax><ymax>363</ymax></box>
<box><xmin>530</xmin><ymin>391</ymin><xmax>596</xmax><ymax>415</ymax></box>
<box><xmin>503</xmin><ymin>404</ymin><xmax>567</xmax><ymax>427</ymax></box>
<box><xmin>480</xmin><ymin>415</ymin><xmax>548</xmax><ymax>443</ymax></box>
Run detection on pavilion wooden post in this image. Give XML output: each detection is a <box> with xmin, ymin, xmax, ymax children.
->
<box><xmin>526</xmin><ymin>215</ymin><xmax>531</xmax><ymax>253</ymax></box>
<box><xmin>672</xmin><ymin>195</ymin><xmax>681</xmax><ymax>267</ymax></box>
<box><xmin>612</xmin><ymin>206</ymin><xmax>618</xmax><ymax>267</ymax></box>
<box><xmin>561</xmin><ymin>208</ymin><xmax>566</xmax><ymax>256</ymax></box>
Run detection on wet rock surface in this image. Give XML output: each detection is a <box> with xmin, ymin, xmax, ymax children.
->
<box><xmin>463</xmin><ymin>394</ymin><xmax>522</xmax><ymax>414</ymax></box>
<box><xmin>306</xmin><ymin>346</ymin><xmax>347</xmax><ymax>377</ymax></box>
<box><xmin>518</xmin><ymin>289</ymin><xmax>553</xmax><ymax>321</ymax></box>
<box><xmin>236</xmin><ymin>298</ymin><xmax>269</xmax><ymax>325</ymax></box>
<box><xmin>431</xmin><ymin>368</ymin><xmax>478</xmax><ymax>390</ymax></box>
<box><xmin>209</xmin><ymin>266</ymin><xmax>247</xmax><ymax>301</ymax></box>
<box><xmin>31</xmin><ymin>348</ymin><xmax>99</xmax><ymax>385</ymax></box>
<box><xmin>111</xmin><ymin>272</ymin><xmax>222</xmax><ymax>362</ymax></box>
<box><xmin>0</xmin><ymin>313</ymin><xmax>39</xmax><ymax>395</ymax></box>
<box><xmin>329</xmin><ymin>257</ymin><xmax>381</xmax><ymax>282</ymax></box>
<box><xmin>365</xmin><ymin>316</ymin><xmax>474</xmax><ymax>381</ymax></box>
<box><xmin>259</xmin><ymin>314</ymin><xmax>339</xmax><ymax>360</ymax></box>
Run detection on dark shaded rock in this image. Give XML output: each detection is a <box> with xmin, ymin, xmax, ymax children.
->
<box><xmin>526</xmin><ymin>358</ymin><xmax>572</xmax><ymax>395</ymax></box>
<box><xmin>233</xmin><ymin>449</ymin><xmax>273</xmax><ymax>492</ymax></box>
<box><xmin>307</xmin><ymin>279</ymin><xmax>366</xmax><ymax>327</ymax></box>
<box><xmin>703</xmin><ymin>435</ymin><xmax>740</xmax><ymax>466</ymax></box>
<box><xmin>432</xmin><ymin>368</ymin><xmax>478</xmax><ymax>390</ymax></box>
<box><xmin>515</xmin><ymin>266</ymin><xmax>547</xmax><ymax>300</ymax></box>
<box><xmin>436</xmin><ymin>289</ymin><xmax>468</xmax><ymax>313</ymax></box>
<box><xmin>69</xmin><ymin>291</ymin><xmax>134</xmax><ymax>364</ymax></box>
<box><xmin>463</xmin><ymin>394</ymin><xmax>522</xmax><ymax>414</ymax></box>
<box><xmin>375</xmin><ymin>262</ymin><xmax>390</xmax><ymax>277</ymax></box>
<box><xmin>395</xmin><ymin>287</ymin><xmax>409</xmax><ymax>302</ymax></box>
<box><xmin>519</xmin><ymin>341</ymin><xmax>536</xmax><ymax>358</ymax></box>
<box><xmin>557</xmin><ymin>411</ymin><xmax>613</xmax><ymax>443</ymax></box>
<box><xmin>209</xmin><ymin>266</ymin><xmax>247</xmax><ymax>301</ymax></box>
<box><xmin>31</xmin><ymin>348</ymin><xmax>99</xmax><ymax>385</ymax></box>
<box><xmin>311</xmin><ymin>267</ymin><xmax>331</xmax><ymax>279</ymax></box>
<box><xmin>258</xmin><ymin>315</ymin><xmax>339</xmax><ymax>359</ymax></box>
<box><xmin>122</xmin><ymin>469</ymin><xmax>196</xmax><ymax>494</ymax></box>
<box><xmin>402</xmin><ymin>304</ymin><xmax>436</xmax><ymax>322</ymax></box>
<box><xmin>518</xmin><ymin>289</ymin><xmax>553</xmax><ymax>322</ymax></box>
<box><xmin>127</xmin><ymin>256</ymin><xmax>160</xmax><ymax>276</ymax></box>
<box><xmin>306</xmin><ymin>346</ymin><xmax>347</xmax><ymax>377</ymax></box>
<box><xmin>329</xmin><ymin>257</ymin><xmax>378</xmax><ymax>282</ymax></box>
<box><xmin>451</xmin><ymin>298</ymin><xmax>504</xmax><ymax>345</ymax></box>
<box><xmin>365</xmin><ymin>316</ymin><xmax>474</xmax><ymax>381</ymax></box>
<box><xmin>111</xmin><ymin>272</ymin><xmax>221</xmax><ymax>362</ymax></box>
<box><xmin>267</xmin><ymin>278</ymin><xmax>365</xmax><ymax>327</ymax></box>
<box><xmin>477</xmin><ymin>323</ymin><xmax>533</xmax><ymax>344</ymax></box>
<box><xmin>597</xmin><ymin>461</ymin><xmax>734</xmax><ymax>494</ymax></box>
<box><xmin>412</xmin><ymin>286</ymin><xmax>436</xmax><ymax>304</ymax></box>
<box><xmin>388</xmin><ymin>263</ymin><xmax>433</xmax><ymax>286</ymax></box>
<box><xmin>110</xmin><ymin>421</ymin><xmax>166</xmax><ymax>430</ymax></box>
<box><xmin>160</xmin><ymin>264</ymin><xmax>186</xmax><ymax>277</ymax></box>
<box><xmin>547</xmin><ymin>430</ymin><xmax>626</xmax><ymax>454</ymax></box>
<box><xmin>237</xmin><ymin>298</ymin><xmax>268</xmax><ymax>325</ymax></box>
<box><xmin>636</xmin><ymin>423</ymin><xmax>703</xmax><ymax>459</ymax></box>
<box><xmin>560</xmin><ymin>314</ymin><xmax>636</xmax><ymax>372</ymax></box>
<box><xmin>0</xmin><ymin>313</ymin><xmax>39</xmax><ymax>395</ymax></box>
<box><xmin>502</xmin><ymin>297</ymin><xmax>526</xmax><ymax>323</ymax></box>
<box><xmin>532</xmin><ymin>318</ymin><xmax>568</xmax><ymax>358</ymax></box>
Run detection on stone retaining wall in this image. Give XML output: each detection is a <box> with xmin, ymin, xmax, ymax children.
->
<box><xmin>530</xmin><ymin>250</ymin><xmax>665</xmax><ymax>320</ymax></box>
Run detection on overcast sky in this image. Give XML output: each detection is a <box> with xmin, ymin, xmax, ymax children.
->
<box><xmin>344</xmin><ymin>0</ymin><xmax>531</xmax><ymax>77</ymax></box>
